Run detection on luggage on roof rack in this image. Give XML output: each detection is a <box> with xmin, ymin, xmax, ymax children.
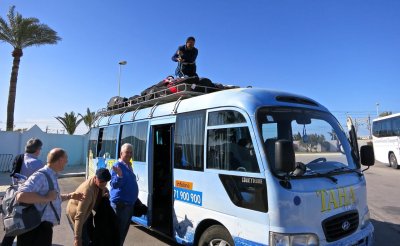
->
<box><xmin>141</xmin><ymin>76</ymin><xmax>202</xmax><ymax>100</ymax></box>
<box><xmin>101</xmin><ymin>77</ymin><xmax>238</xmax><ymax>117</ymax></box>
<box><xmin>107</xmin><ymin>96</ymin><xmax>128</xmax><ymax>111</ymax></box>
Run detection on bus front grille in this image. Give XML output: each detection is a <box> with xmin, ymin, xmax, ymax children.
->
<box><xmin>322</xmin><ymin>210</ymin><xmax>359</xmax><ymax>242</ymax></box>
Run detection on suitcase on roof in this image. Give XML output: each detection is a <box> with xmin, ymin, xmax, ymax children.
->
<box><xmin>166</xmin><ymin>76</ymin><xmax>200</xmax><ymax>93</ymax></box>
<box><xmin>107</xmin><ymin>96</ymin><xmax>128</xmax><ymax>110</ymax></box>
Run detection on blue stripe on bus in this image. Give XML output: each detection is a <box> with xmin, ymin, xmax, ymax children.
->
<box><xmin>234</xmin><ymin>237</ymin><xmax>267</xmax><ymax>246</ymax></box>
<box><xmin>174</xmin><ymin>187</ymin><xmax>203</xmax><ymax>206</ymax></box>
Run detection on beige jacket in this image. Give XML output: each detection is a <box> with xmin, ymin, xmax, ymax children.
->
<box><xmin>66</xmin><ymin>176</ymin><xmax>105</xmax><ymax>240</ymax></box>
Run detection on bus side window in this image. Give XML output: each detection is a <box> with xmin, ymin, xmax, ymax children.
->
<box><xmin>174</xmin><ymin>110</ymin><xmax>206</xmax><ymax>171</ymax></box>
<box><xmin>96</xmin><ymin>128</ymin><xmax>104</xmax><ymax>157</ymax></box>
<box><xmin>98</xmin><ymin>126</ymin><xmax>118</xmax><ymax>159</ymax></box>
<box><xmin>89</xmin><ymin>128</ymin><xmax>100</xmax><ymax>158</ymax></box>
<box><xmin>206</xmin><ymin>109</ymin><xmax>259</xmax><ymax>173</ymax></box>
<box><xmin>120</xmin><ymin>121</ymin><xmax>148</xmax><ymax>162</ymax></box>
<box><xmin>207</xmin><ymin>127</ymin><xmax>259</xmax><ymax>173</ymax></box>
<box><xmin>394</xmin><ymin>118</ymin><xmax>400</xmax><ymax>136</ymax></box>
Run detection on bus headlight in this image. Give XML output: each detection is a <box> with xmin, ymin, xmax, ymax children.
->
<box><xmin>269</xmin><ymin>232</ymin><xmax>319</xmax><ymax>246</ymax></box>
<box><xmin>360</xmin><ymin>209</ymin><xmax>371</xmax><ymax>229</ymax></box>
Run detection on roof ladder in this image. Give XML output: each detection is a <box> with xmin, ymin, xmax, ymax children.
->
<box><xmin>107</xmin><ymin>114</ymin><xmax>115</xmax><ymax>125</ymax></box>
<box><xmin>131</xmin><ymin>106</ymin><xmax>142</xmax><ymax>121</ymax></box>
<box><xmin>171</xmin><ymin>96</ymin><xmax>184</xmax><ymax>114</ymax></box>
<box><xmin>119</xmin><ymin>108</ymin><xmax>129</xmax><ymax>123</ymax></box>
<box><xmin>94</xmin><ymin>115</ymin><xmax>104</xmax><ymax>127</ymax></box>
<box><xmin>148</xmin><ymin>102</ymin><xmax>159</xmax><ymax>118</ymax></box>
<box><xmin>94</xmin><ymin>109</ymin><xmax>107</xmax><ymax>127</ymax></box>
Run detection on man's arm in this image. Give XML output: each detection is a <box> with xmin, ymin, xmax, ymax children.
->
<box><xmin>172</xmin><ymin>50</ymin><xmax>180</xmax><ymax>62</ymax></box>
<box><xmin>172</xmin><ymin>46</ymin><xmax>185</xmax><ymax>62</ymax></box>
<box><xmin>16</xmin><ymin>190</ymin><xmax>57</xmax><ymax>204</ymax></box>
<box><xmin>16</xmin><ymin>171</ymin><xmax>58</xmax><ymax>203</ymax></box>
<box><xmin>110</xmin><ymin>164</ymin><xmax>125</xmax><ymax>188</ymax></box>
<box><xmin>61</xmin><ymin>192</ymin><xmax>85</xmax><ymax>202</ymax></box>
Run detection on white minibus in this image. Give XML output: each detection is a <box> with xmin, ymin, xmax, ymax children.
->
<box><xmin>87</xmin><ymin>84</ymin><xmax>375</xmax><ymax>246</ymax></box>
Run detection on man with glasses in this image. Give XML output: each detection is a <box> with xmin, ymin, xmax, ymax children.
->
<box><xmin>66</xmin><ymin>168</ymin><xmax>111</xmax><ymax>246</ymax></box>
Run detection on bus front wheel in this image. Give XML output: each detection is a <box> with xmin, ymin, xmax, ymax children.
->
<box><xmin>198</xmin><ymin>225</ymin><xmax>234</xmax><ymax>246</ymax></box>
<box><xmin>389</xmin><ymin>153</ymin><xmax>398</xmax><ymax>169</ymax></box>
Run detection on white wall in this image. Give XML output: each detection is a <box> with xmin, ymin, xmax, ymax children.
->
<box><xmin>0</xmin><ymin>130</ymin><xmax>22</xmax><ymax>157</ymax></box>
<box><xmin>0</xmin><ymin>125</ymin><xmax>86</xmax><ymax>169</ymax></box>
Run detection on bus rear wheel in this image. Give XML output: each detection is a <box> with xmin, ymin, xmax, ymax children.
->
<box><xmin>389</xmin><ymin>153</ymin><xmax>399</xmax><ymax>169</ymax></box>
<box><xmin>198</xmin><ymin>225</ymin><xmax>234</xmax><ymax>246</ymax></box>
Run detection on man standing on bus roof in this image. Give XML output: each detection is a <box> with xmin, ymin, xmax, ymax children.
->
<box><xmin>172</xmin><ymin>36</ymin><xmax>198</xmax><ymax>77</ymax></box>
<box><xmin>110</xmin><ymin>143</ymin><xmax>139</xmax><ymax>246</ymax></box>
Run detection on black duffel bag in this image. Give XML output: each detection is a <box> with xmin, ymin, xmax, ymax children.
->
<box><xmin>107</xmin><ymin>96</ymin><xmax>128</xmax><ymax>110</ymax></box>
<box><xmin>133</xmin><ymin>198</ymin><xmax>148</xmax><ymax>217</ymax></box>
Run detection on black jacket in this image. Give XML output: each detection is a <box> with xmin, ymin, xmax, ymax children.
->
<box><xmin>89</xmin><ymin>197</ymin><xmax>120</xmax><ymax>246</ymax></box>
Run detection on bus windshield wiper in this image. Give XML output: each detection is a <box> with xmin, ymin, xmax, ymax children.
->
<box><xmin>305</xmin><ymin>170</ymin><xmax>338</xmax><ymax>183</ymax></box>
<box><xmin>326</xmin><ymin>166</ymin><xmax>363</xmax><ymax>177</ymax></box>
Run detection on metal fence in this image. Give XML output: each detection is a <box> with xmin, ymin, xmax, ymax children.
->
<box><xmin>0</xmin><ymin>154</ymin><xmax>13</xmax><ymax>172</ymax></box>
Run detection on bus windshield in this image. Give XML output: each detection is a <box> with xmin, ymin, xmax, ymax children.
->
<box><xmin>257</xmin><ymin>107</ymin><xmax>357</xmax><ymax>176</ymax></box>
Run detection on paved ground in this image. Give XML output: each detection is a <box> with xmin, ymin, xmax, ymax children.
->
<box><xmin>363</xmin><ymin>161</ymin><xmax>400</xmax><ymax>246</ymax></box>
<box><xmin>0</xmin><ymin>162</ymin><xmax>399</xmax><ymax>245</ymax></box>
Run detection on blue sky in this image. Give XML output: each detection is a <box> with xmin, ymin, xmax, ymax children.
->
<box><xmin>0</xmin><ymin>0</ymin><xmax>399</xmax><ymax>135</ymax></box>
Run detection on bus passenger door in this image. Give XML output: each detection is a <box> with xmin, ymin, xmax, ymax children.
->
<box><xmin>151</xmin><ymin>124</ymin><xmax>174</xmax><ymax>236</ymax></box>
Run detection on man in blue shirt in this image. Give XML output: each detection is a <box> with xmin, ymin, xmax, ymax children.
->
<box><xmin>110</xmin><ymin>143</ymin><xmax>139</xmax><ymax>246</ymax></box>
<box><xmin>172</xmin><ymin>36</ymin><xmax>198</xmax><ymax>77</ymax></box>
<box><xmin>20</xmin><ymin>138</ymin><xmax>45</xmax><ymax>178</ymax></box>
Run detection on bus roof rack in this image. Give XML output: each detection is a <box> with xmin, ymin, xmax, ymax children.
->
<box><xmin>97</xmin><ymin>83</ymin><xmax>224</xmax><ymax>117</ymax></box>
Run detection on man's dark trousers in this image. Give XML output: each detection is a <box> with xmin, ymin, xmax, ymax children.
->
<box><xmin>17</xmin><ymin>221</ymin><xmax>53</xmax><ymax>246</ymax></box>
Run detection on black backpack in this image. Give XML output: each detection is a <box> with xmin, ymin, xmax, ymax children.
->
<box><xmin>10</xmin><ymin>154</ymin><xmax>24</xmax><ymax>177</ymax></box>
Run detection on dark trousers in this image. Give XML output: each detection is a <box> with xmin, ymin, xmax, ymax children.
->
<box><xmin>111</xmin><ymin>202</ymin><xmax>134</xmax><ymax>246</ymax></box>
<box><xmin>17</xmin><ymin>221</ymin><xmax>53</xmax><ymax>246</ymax></box>
<box><xmin>1</xmin><ymin>235</ymin><xmax>15</xmax><ymax>246</ymax></box>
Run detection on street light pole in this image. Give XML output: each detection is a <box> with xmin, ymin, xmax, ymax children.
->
<box><xmin>118</xmin><ymin>61</ymin><xmax>127</xmax><ymax>97</ymax></box>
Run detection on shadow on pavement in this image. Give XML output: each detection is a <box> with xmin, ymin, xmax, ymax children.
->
<box><xmin>132</xmin><ymin>223</ymin><xmax>180</xmax><ymax>246</ymax></box>
<box><xmin>371</xmin><ymin>219</ymin><xmax>400</xmax><ymax>245</ymax></box>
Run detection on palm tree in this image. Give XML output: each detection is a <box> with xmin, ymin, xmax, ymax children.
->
<box><xmin>79</xmin><ymin>108</ymin><xmax>98</xmax><ymax>132</ymax></box>
<box><xmin>0</xmin><ymin>6</ymin><xmax>61</xmax><ymax>131</ymax></box>
<box><xmin>55</xmin><ymin>111</ymin><xmax>83</xmax><ymax>135</ymax></box>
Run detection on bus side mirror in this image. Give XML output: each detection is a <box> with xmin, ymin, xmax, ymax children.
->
<box><xmin>275</xmin><ymin>140</ymin><xmax>295</xmax><ymax>173</ymax></box>
<box><xmin>360</xmin><ymin>145</ymin><xmax>375</xmax><ymax>166</ymax></box>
